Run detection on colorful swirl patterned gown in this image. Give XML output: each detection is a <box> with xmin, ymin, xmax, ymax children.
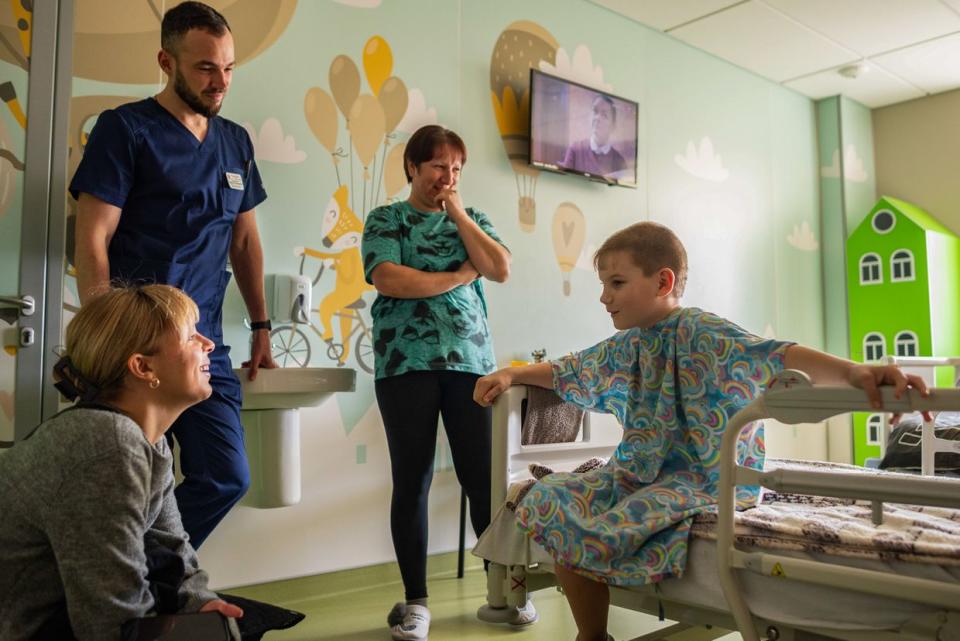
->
<box><xmin>515</xmin><ymin>307</ymin><xmax>791</xmax><ymax>586</ymax></box>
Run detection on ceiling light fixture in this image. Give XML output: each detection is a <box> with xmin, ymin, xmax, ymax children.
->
<box><xmin>838</xmin><ymin>62</ymin><xmax>869</xmax><ymax>79</ymax></box>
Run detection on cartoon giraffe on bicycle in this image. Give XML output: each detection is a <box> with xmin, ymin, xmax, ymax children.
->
<box><xmin>275</xmin><ymin>185</ymin><xmax>375</xmax><ymax>372</ymax></box>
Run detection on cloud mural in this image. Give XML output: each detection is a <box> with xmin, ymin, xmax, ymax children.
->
<box><xmin>675</xmin><ymin>136</ymin><xmax>729</xmax><ymax>183</ymax></box>
<box><xmin>787</xmin><ymin>221</ymin><xmax>819</xmax><ymax>251</ymax></box>
<box><xmin>539</xmin><ymin>45</ymin><xmax>611</xmax><ymax>92</ymax></box>
<box><xmin>243</xmin><ymin>118</ymin><xmax>307</xmax><ymax>164</ymax></box>
<box><xmin>820</xmin><ymin>144</ymin><xmax>868</xmax><ymax>182</ymax></box>
<box><xmin>396</xmin><ymin>88</ymin><xmax>438</xmax><ymax>135</ymax></box>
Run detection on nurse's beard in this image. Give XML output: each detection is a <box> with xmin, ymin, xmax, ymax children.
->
<box><xmin>174</xmin><ymin>69</ymin><xmax>222</xmax><ymax>118</ymax></box>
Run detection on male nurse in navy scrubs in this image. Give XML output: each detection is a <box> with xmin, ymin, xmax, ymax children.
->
<box><xmin>70</xmin><ymin>1</ymin><xmax>275</xmax><ymax>548</ymax></box>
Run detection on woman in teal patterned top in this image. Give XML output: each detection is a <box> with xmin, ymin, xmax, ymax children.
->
<box><xmin>474</xmin><ymin>222</ymin><xmax>927</xmax><ymax>641</ymax></box>
<box><xmin>362</xmin><ymin>125</ymin><xmax>516</xmax><ymax>641</ymax></box>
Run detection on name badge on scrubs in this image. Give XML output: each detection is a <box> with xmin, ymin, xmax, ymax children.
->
<box><xmin>225</xmin><ymin>172</ymin><xmax>244</xmax><ymax>190</ymax></box>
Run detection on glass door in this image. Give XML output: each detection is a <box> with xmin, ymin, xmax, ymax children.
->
<box><xmin>0</xmin><ymin>1</ymin><xmax>73</xmax><ymax>444</ymax></box>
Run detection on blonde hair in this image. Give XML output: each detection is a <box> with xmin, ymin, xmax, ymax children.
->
<box><xmin>594</xmin><ymin>221</ymin><xmax>688</xmax><ymax>297</ymax></box>
<box><xmin>57</xmin><ymin>285</ymin><xmax>199</xmax><ymax>401</ymax></box>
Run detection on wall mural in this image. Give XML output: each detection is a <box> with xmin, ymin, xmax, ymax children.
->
<box><xmin>675</xmin><ymin>136</ymin><xmax>729</xmax><ymax>183</ymax></box>
<box><xmin>490</xmin><ymin>21</ymin><xmax>557</xmax><ymax>233</ymax></box>
<box><xmin>281</xmin><ymin>33</ymin><xmax>448</xmax><ymax>467</ymax></box>
<box><xmin>273</xmin><ymin>34</ymin><xmax>425</xmax><ymax>379</ymax></box>
<box><xmin>821</xmin><ymin>143</ymin><xmax>869</xmax><ymax>183</ymax></box>
<box><xmin>552</xmin><ymin>202</ymin><xmax>585</xmax><ymax>296</ymax></box>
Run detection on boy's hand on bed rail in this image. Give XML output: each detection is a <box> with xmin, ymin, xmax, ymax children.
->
<box><xmin>474</xmin><ymin>369</ymin><xmax>514</xmax><ymax>406</ymax></box>
<box><xmin>474</xmin><ymin>362</ymin><xmax>554</xmax><ymax>406</ymax></box>
<box><xmin>847</xmin><ymin>363</ymin><xmax>928</xmax><ymax>410</ymax></box>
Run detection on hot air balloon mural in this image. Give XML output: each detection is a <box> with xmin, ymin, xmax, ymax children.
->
<box><xmin>490</xmin><ymin>21</ymin><xmax>558</xmax><ymax>233</ymax></box>
<box><xmin>552</xmin><ymin>202</ymin><xmax>586</xmax><ymax>296</ymax></box>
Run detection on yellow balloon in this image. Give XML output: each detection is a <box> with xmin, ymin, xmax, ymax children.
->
<box><xmin>363</xmin><ymin>36</ymin><xmax>393</xmax><ymax>96</ymax></box>
<box><xmin>378</xmin><ymin>76</ymin><xmax>408</xmax><ymax>134</ymax></box>
<box><xmin>348</xmin><ymin>94</ymin><xmax>386</xmax><ymax>168</ymax></box>
<box><xmin>303</xmin><ymin>87</ymin><xmax>339</xmax><ymax>153</ymax></box>
<box><xmin>384</xmin><ymin>143</ymin><xmax>407</xmax><ymax>198</ymax></box>
<box><xmin>329</xmin><ymin>54</ymin><xmax>361</xmax><ymax>118</ymax></box>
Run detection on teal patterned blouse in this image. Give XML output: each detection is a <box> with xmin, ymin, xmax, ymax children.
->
<box><xmin>361</xmin><ymin>201</ymin><xmax>506</xmax><ymax>380</ymax></box>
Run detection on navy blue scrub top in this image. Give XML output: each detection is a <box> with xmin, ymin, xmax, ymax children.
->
<box><xmin>69</xmin><ymin>98</ymin><xmax>267</xmax><ymax>343</ymax></box>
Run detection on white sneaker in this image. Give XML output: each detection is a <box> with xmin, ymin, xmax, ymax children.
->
<box><xmin>390</xmin><ymin>604</ymin><xmax>430</xmax><ymax>640</ymax></box>
<box><xmin>386</xmin><ymin>602</ymin><xmax>406</xmax><ymax>627</ymax></box>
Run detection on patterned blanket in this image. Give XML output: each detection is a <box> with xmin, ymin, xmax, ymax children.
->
<box><xmin>692</xmin><ymin>459</ymin><xmax>960</xmax><ymax>566</ymax></box>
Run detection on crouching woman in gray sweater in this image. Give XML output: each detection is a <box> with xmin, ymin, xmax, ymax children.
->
<box><xmin>0</xmin><ymin>285</ymin><xmax>242</xmax><ymax>640</ymax></box>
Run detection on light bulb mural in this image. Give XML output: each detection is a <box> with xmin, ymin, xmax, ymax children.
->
<box><xmin>552</xmin><ymin>202</ymin><xmax>586</xmax><ymax>296</ymax></box>
<box><xmin>490</xmin><ymin>21</ymin><xmax>557</xmax><ymax>233</ymax></box>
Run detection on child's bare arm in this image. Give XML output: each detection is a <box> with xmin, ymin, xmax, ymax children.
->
<box><xmin>784</xmin><ymin>344</ymin><xmax>928</xmax><ymax>409</ymax></box>
<box><xmin>473</xmin><ymin>362</ymin><xmax>553</xmax><ymax>407</ymax></box>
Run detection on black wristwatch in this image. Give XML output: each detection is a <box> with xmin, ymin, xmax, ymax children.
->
<box><xmin>250</xmin><ymin>320</ymin><xmax>272</xmax><ymax>332</ymax></box>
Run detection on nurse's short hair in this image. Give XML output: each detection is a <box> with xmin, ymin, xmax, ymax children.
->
<box><xmin>161</xmin><ymin>1</ymin><xmax>231</xmax><ymax>54</ymax></box>
<box><xmin>594</xmin><ymin>222</ymin><xmax>688</xmax><ymax>297</ymax></box>
<box><xmin>403</xmin><ymin>125</ymin><xmax>468</xmax><ymax>182</ymax></box>
<box><xmin>58</xmin><ymin>285</ymin><xmax>199</xmax><ymax>401</ymax></box>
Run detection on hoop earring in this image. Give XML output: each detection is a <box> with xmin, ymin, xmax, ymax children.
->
<box><xmin>149</xmin><ymin>378</ymin><xmax>160</xmax><ymax>390</ymax></box>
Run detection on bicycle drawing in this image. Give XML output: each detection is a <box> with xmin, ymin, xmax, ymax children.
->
<box><xmin>270</xmin><ymin>186</ymin><xmax>375</xmax><ymax>373</ymax></box>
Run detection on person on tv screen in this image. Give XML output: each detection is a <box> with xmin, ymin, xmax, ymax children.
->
<box><xmin>560</xmin><ymin>95</ymin><xmax>628</xmax><ymax>180</ymax></box>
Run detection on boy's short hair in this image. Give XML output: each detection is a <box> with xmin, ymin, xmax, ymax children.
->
<box><xmin>161</xmin><ymin>1</ymin><xmax>231</xmax><ymax>55</ymax></box>
<box><xmin>594</xmin><ymin>222</ymin><xmax>688</xmax><ymax>297</ymax></box>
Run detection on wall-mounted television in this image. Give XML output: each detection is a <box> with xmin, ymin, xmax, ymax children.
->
<box><xmin>529</xmin><ymin>69</ymin><xmax>638</xmax><ymax>188</ymax></box>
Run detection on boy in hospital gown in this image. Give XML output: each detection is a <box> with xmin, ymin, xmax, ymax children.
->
<box><xmin>474</xmin><ymin>221</ymin><xmax>925</xmax><ymax>641</ymax></box>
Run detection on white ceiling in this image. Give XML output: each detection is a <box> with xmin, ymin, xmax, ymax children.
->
<box><xmin>589</xmin><ymin>0</ymin><xmax>960</xmax><ymax>108</ymax></box>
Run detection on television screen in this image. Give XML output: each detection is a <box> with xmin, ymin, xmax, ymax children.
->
<box><xmin>529</xmin><ymin>69</ymin><xmax>638</xmax><ymax>188</ymax></box>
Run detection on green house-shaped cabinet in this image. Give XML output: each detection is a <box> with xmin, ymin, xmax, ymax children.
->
<box><xmin>846</xmin><ymin>196</ymin><xmax>960</xmax><ymax>465</ymax></box>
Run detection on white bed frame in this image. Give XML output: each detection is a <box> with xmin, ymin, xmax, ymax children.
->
<box><xmin>479</xmin><ymin>372</ymin><xmax>960</xmax><ymax>641</ymax></box>
<box><xmin>879</xmin><ymin>356</ymin><xmax>960</xmax><ymax>475</ymax></box>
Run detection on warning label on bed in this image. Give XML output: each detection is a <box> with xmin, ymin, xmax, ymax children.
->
<box><xmin>771</xmin><ymin>562</ymin><xmax>786</xmax><ymax>578</ymax></box>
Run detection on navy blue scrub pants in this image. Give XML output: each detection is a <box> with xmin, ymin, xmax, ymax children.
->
<box><xmin>168</xmin><ymin>346</ymin><xmax>249</xmax><ymax>548</ymax></box>
<box><xmin>375</xmin><ymin>370</ymin><xmax>492</xmax><ymax>601</ymax></box>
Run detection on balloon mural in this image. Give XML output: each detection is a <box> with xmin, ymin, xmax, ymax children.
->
<box><xmin>304</xmin><ymin>36</ymin><xmax>410</xmax><ymax>218</ymax></box>
<box><xmin>284</xmin><ymin>36</ymin><xmax>418</xmax><ymax>377</ymax></box>
<box><xmin>490</xmin><ymin>21</ymin><xmax>558</xmax><ymax>233</ymax></box>
<box><xmin>552</xmin><ymin>202</ymin><xmax>586</xmax><ymax>296</ymax></box>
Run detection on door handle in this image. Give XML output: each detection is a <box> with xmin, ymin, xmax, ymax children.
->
<box><xmin>0</xmin><ymin>295</ymin><xmax>35</xmax><ymax>316</ymax></box>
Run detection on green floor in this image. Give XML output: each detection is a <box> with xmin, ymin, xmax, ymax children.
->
<box><xmin>227</xmin><ymin>553</ymin><xmax>740</xmax><ymax>641</ymax></box>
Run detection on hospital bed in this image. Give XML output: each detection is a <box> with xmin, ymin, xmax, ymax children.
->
<box><xmin>474</xmin><ymin>370</ymin><xmax>960</xmax><ymax>641</ymax></box>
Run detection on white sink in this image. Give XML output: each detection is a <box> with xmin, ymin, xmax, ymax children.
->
<box><xmin>234</xmin><ymin>367</ymin><xmax>356</xmax><ymax>508</ymax></box>
<box><xmin>235</xmin><ymin>367</ymin><xmax>356</xmax><ymax>409</ymax></box>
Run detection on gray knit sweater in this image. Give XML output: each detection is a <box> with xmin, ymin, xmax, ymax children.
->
<box><xmin>0</xmin><ymin>406</ymin><xmax>218</xmax><ymax>641</ymax></box>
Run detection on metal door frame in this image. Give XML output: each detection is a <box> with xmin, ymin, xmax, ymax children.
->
<box><xmin>12</xmin><ymin>0</ymin><xmax>74</xmax><ymax>439</ymax></box>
